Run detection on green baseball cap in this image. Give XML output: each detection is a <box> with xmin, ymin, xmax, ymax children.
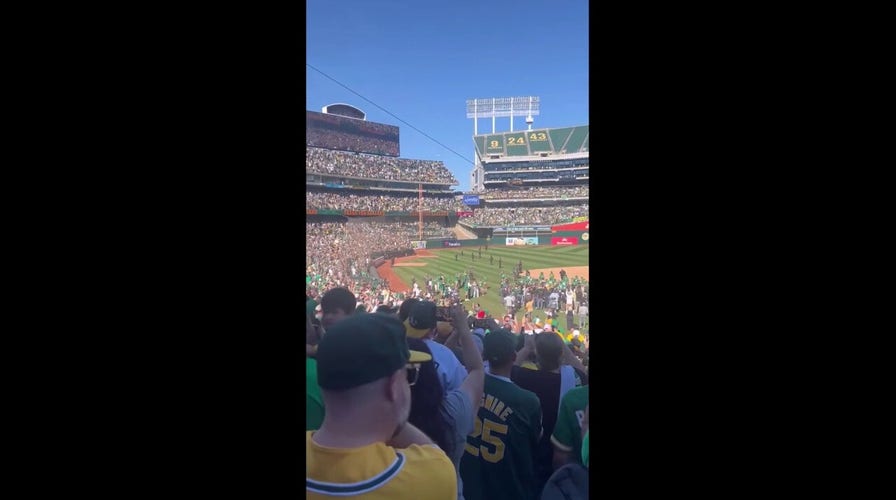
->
<box><xmin>316</xmin><ymin>312</ymin><xmax>432</xmax><ymax>391</ymax></box>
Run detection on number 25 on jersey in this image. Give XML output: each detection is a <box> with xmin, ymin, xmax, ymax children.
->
<box><xmin>465</xmin><ymin>416</ymin><xmax>508</xmax><ymax>463</ymax></box>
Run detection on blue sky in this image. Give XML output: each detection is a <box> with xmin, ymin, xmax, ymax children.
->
<box><xmin>306</xmin><ymin>0</ymin><xmax>589</xmax><ymax>192</ymax></box>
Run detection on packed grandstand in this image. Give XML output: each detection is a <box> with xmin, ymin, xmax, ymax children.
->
<box><xmin>305</xmin><ymin>106</ymin><xmax>590</xmax><ymax>303</ymax></box>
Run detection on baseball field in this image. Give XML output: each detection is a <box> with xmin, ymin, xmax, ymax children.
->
<box><xmin>380</xmin><ymin>244</ymin><xmax>589</xmax><ymax>322</ymax></box>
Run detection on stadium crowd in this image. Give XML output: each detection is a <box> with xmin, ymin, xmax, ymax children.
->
<box><xmin>479</xmin><ymin>185</ymin><xmax>590</xmax><ymax>200</ymax></box>
<box><xmin>306</xmin><ymin>292</ymin><xmax>591</xmax><ymax>499</ymax></box>
<box><xmin>306</xmin><ymin>221</ymin><xmax>458</xmax><ymax>310</ymax></box>
<box><xmin>483</xmin><ymin>161</ymin><xmax>589</xmax><ymax>172</ymax></box>
<box><xmin>307</xmin><ymin>190</ymin><xmax>468</xmax><ymax>212</ymax></box>
<box><xmin>462</xmin><ymin>205</ymin><xmax>589</xmax><ymax>227</ymax></box>
<box><xmin>307</xmin><ymin>128</ymin><xmax>400</xmax><ymax>156</ymax></box>
<box><xmin>307</xmin><ymin>147</ymin><xmax>458</xmax><ymax>184</ymax></box>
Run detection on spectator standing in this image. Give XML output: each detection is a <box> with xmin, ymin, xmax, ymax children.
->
<box><xmin>566</xmin><ymin>306</ymin><xmax>574</xmax><ymax>332</ymax></box>
<box><xmin>320</xmin><ymin>287</ymin><xmax>357</xmax><ymax>331</ymax></box>
<box><xmin>548</xmin><ymin>290</ymin><xmax>559</xmax><ymax>311</ymax></box>
<box><xmin>503</xmin><ymin>294</ymin><xmax>515</xmax><ymax>316</ymax></box>
<box><xmin>407</xmin><ymin>304</ymin><xmax>485</xmax><ymax>500</ymax></box>
<box><xmin>307</xmin><ymin>313</ymin><xmax>457</xmax><ymax>499</ymax></box>
<box><xmin>577</xmin><ymin>302</ymin><xmax>588</xmax><ymax>331</ymax></box>
<box><xmin>306</xmin><ymin>313</ymin><xmax>325</xmax><ymax>431</ymax></box>
<box><xmin>550</xmin><ymin>386</ymin><xmax>589</xmax><ymax>470</ymax></box>
<box><xmin>405</xmin><ymin>301</ymin><xmax>468</xmax><ymax>392</ymax></box>
<box><xmin>511</xmin><ymin>334</ymin><xmax>588</xmax><ymax>496</ymax></box>
<box><xmin>460</xmin><ymin>330</ymin><xmax>542</xmax><ymax>500</ymax></box>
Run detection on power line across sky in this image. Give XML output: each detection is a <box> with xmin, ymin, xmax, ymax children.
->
<box><xmin>306</xmin><ymin>0</ymin><xmax>590</xmax><ymax>191</ymax></box>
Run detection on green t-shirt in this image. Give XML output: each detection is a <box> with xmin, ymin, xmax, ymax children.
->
<box><xmin>306</xmin><ymin>357</ymin><xmax>325</xmax><ymax>431</ymax></box>
<box><xmin>460</xmin><ymin>374</ymin><xmax>542</xmax><ymax>500</ymax></box>
<box><xmin>550</xmin><ymin>386</ymin><xmax>588</xmax><ymax>466</ymax></box>
<box><xmin>582</xmin><ymin>430</ymin><xmax>589</xmax><ymax>468</ymax></box>
<box><xmin>306</xmin><ymin>298</ymin><xmax>317</xmax><ymax>318</ymax></box>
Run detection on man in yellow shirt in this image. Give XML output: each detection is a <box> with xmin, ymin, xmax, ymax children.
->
<box><xmin>306</xmin><ymin>313</ymin><xmax>457</xmax><ymax>499</ymax></box>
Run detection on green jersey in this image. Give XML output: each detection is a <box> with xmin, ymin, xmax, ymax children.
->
<box><xmin>550</xmin><ymin>386</ymin><xmax>588</xmax><ymax>466</ymax></box>
<box><xmin>306</xmin><ymin>358</ymin><xmax>325</xmax><ymax>431</ymax></box>
<box><xmin>460</xmin><ymin>374</ymin><xmax>542</xmax><ymax>500</ymax></box>
<box><xmin>582</xmin><ymin>430</ymin><xmax>589</xmax><ymax>468</ymax></box>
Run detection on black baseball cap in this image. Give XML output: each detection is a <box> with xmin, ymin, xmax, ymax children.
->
<box><xmin>405</xmin><ymin>301</ymin><xmax>438</xmax><ymax>338</ymax></box>
<box><xmin>317</xmin><ymin>313</ymin><xmax>431</xmax><ymax>391</ymax></box>
<box><xmin>483</xmin><ymin>329</ymin><xmax>516</xmax><ymax>364</ymax></box>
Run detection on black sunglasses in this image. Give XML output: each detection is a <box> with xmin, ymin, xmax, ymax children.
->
<box><xmin>406</xmin><ymin>363</ymin><xmax>421</xmax><ymax>386</ymax></box>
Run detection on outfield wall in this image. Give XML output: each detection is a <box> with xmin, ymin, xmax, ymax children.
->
<box><xmin>427</xmin><ymin>234</ymin><xmax>589</xmax><ymax>248</ymax></box>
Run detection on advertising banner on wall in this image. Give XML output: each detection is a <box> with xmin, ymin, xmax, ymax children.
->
<box><xmin>551</xmin><ymin>237</ymin><xmax>579</xmax><ymax>246</ymax></box>
<box><xmin>551</xmin><ymin>221</ymin><xmax>589</xmax><ymax>232</ymax></box>
<box><xmin>456</xmin><ymin>211</ymin><xmax>474</xmax><ymax>218</ymax></box>
<box><xmin>411</xmin><ymin>241</ymin><xmax>427</xmax><ymax>249</ymax></box>
<box><xmin>494</xmin><ymin>226</ymin><xmax>552</xmax><ymax>233</ymax></box>
<box><xmin>343</xmin><ymin>210</ymin><xmax>385</xmax><ymax>217</ymax></box>
<box><xmin>442</xmin><ymin>240</ymin><xmax>462</xmax><ymax>247</ymax></box>
<box><xmin>462</xmin><ymin>195</ymin><xmax>480</xmax><ymax>206</ymax></box>
<box><xmin>505</xmin><ymin>237</ymin><xmax>539</xmax><ymax>246</ymax></box>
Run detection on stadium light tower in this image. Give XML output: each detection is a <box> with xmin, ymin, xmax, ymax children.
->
<box><xmin>465</xmin><ymin>96</ymin><xmax>540</xmax><ymax>191</ymax></box>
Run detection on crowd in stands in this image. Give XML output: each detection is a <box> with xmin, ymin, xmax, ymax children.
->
<box><xmin>419</xmin><ymin>222</ymin><xmax>455</xmax><ymax>239</ymax></box>
<box><xmin>307</xmin><ymin>128</ymin><xmax>400</xmax><ymax>156</ymax></box>
<box><xmin>306</xmin><ymin>221</ymin><xmax>457</xmax><ymax>312</ymax></box>
<box><xmin>306</xmin><ymin>290</ymin><xmax>591</xmax><ymax>499</ymax></box>
<box><xmin>462</xmin><ymin>205</ymin><xmax>589</xmax><ymax>227</ymax></box>
<box><xmin>307</xmin><ymin>190</ymin><xmax>468</xmax><ymax>212</ymax></box>
<box><xmin>479</xmin><ymin>185</ymin><xmax>589</xmax><ymax>200</ymax></box>
<box><xmin>307</xmin><ymin>147</ymin><xmax>458</xmax><ymax>185</ymax></box>
<box><xmin>306</xmin><ymin>222</ymin><xmax>408</xmax><ymax>307</ymax></box>
<box><xmin>483</xmin><ymin>161</ymin><xmax>589</xmax><ymax>172</ymax></box>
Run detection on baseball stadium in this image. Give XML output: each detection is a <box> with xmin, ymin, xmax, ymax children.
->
<box><xmin>305</xmin><ymin>101</ymin><xmax>592</xmax><ymax>499</ymax></box>
<box><xmin>306</xmin><ymin>103</ymin><xmax>590</xmax><ymax>326</ymax></box>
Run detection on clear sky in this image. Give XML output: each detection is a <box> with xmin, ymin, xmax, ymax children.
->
<box><xmin>306</xmin><ymin>0</ymin><xmax>589</xmax><ymax>192</ymax></box>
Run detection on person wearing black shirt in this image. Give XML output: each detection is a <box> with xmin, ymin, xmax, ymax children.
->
<box><xmin>510</xmin><ymin>333</ymin><xmax>588</xmax><ymax>497</ymax></box>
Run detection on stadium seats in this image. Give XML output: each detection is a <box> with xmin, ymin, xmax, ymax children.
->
<box><xmin>306</xmin><ymin>147</ymin><xmax>457</xmax><ymax>185</ymax></box>
<box><xmin>563</xmin><ymin>126</ymin><xmax>589</xmax><ymax>154</ymax></box>
<box><xmin>548</xmin><ymin>128</ymin><xmax>575</xmax><ymax>153</ymax></box>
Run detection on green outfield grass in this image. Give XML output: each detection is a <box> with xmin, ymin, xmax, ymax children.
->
<box><xmin>390</xmin><ymin>245</ymin><xmax>589</xmax><ymax>326</ymax></box>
